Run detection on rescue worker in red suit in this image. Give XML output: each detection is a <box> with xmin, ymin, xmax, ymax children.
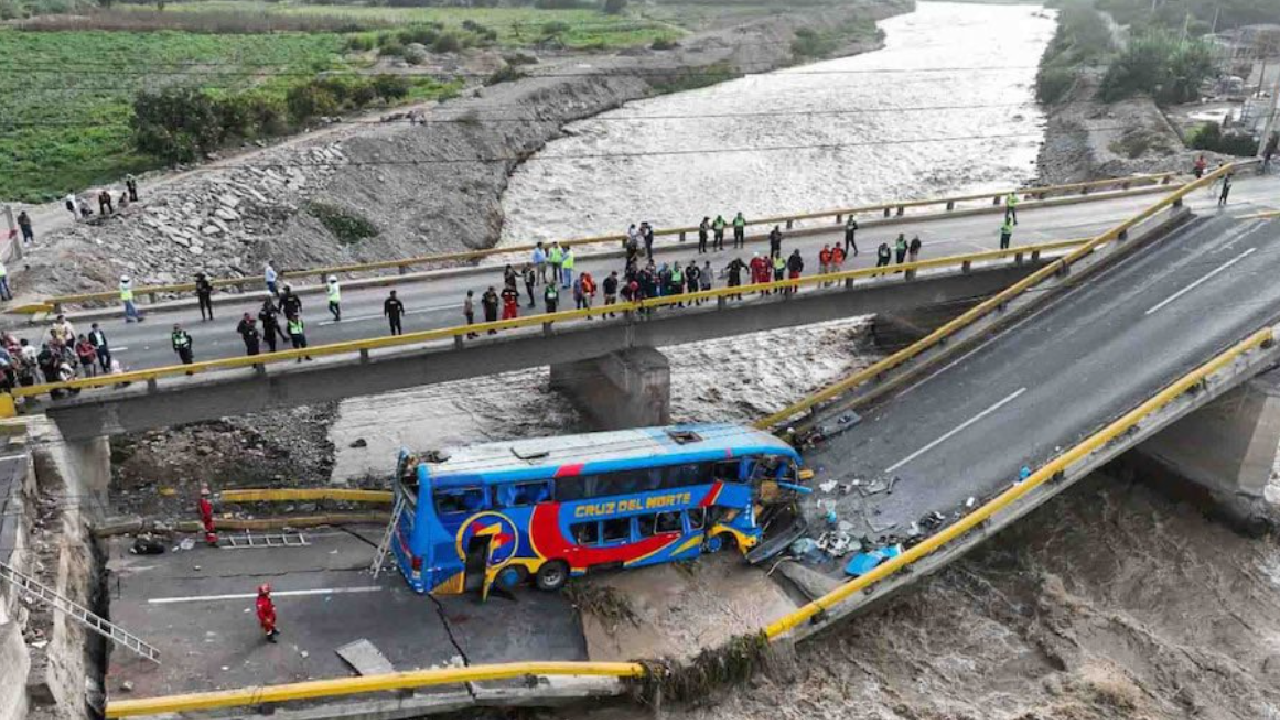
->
<box><xmin>198</xmin><ymin>486</ymin><xmax>218</xmax><ymax>547</ymax></box>
<box><xmin>500</xmin><ymin>285</ymin><xmax>519</xmax><ymax>320</ymax></box>
<box><xmin>256</xmin><ymin>584</ymin><xmax>280</xmax><ymax>642</ymax></box>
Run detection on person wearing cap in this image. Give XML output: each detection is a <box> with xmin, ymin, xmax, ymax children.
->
<box><xmin>256</xmin><ymin>584</ymin><xmax>279</xmax><ymax>642</ymax></box>
<box><xmin>171</xmin><ymin>323</ymin><xmax>194</xmax><ymax>369</ymax></box>
<box><xmin>278</xmin><ymin>283</ymin><xmax>302</xmax><ymax>320</ymax></box>
<box><xmin>325</xmin><ymin>275</ymin><xmax>342</xmax><ymax>321</ymax></box>
<box><xmin>119</xmin><ymin>275</ymin><xmax>143</xmax><ymax>323</ymax></box>
<box><xmin>195</xmin><ymin>272</ymin><xmax>214</xmax><ymax>322</ymax></box>
<box><xmin>236</xmin><ymin>313</ymin><xmax>261</xmax><ymax>356</ymax></box>
<box><xmin>198</xmin><ymin>486</ymin><xmax>218</xmax><ymax>547</ymax></box>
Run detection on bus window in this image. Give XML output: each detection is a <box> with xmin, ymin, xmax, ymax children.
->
<box><xmin>687</xmin><ymin>507</ymin><xmax>706</xmax><ymax>531</ymax></box>
<box><xmin>713</xmin><ymin>460</ymin><xmax>744</xmax><ymax>482</ymax></box>
<box><xmin>495</xmin><ymin>481</ymin><xmax>551</xmax><ymax>508</ymax></box>
<box><xmin>656</xmin><ymin>511</ymin><xmax>682</xmax><ymax>534</ymax></box>
<box><xmin>602</xmin><ymin>518</ymin><xmax>631</xmax><ymax>544</ymax></box>
<box><xmin>435</xmin><ymin>487</ymin><xmax>486</xmax><ymax>516</ymax></box>
<box><xmin>636</xmin><ymin>515</ymin><xmax>656</xmax><ymax>538</ymax></box>
<box><xmin>572</xmin><ymin>521</ymin><xmax>600</xmax><ymax>545</ymax></box>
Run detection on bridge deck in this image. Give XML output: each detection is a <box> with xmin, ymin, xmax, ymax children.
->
<box><xmin>802</xmin><ymin>213</ymin><xmax>1280</xmax><ymax>575</ymax></box>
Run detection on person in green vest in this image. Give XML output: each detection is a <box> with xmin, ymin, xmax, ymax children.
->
<box><xmin>119</xmin><ymin>274</ymin><xmax>143</xmax><ymax>323</ymax></box>
<box><xmin>669</xmin><ymin>262</ymin><xmax>684</xmax><ymax>306</ymax></box>
<box><xmin>287</xmin><ymin>316</ymin><xmax>311</xmax><ymax>362</ymax></box>
<box><xmin>1005</xmin><ymin>192</ymin><xmax>1019</xmax><ymax>226</ymax></box>
<box><xmin>711</xmin><ymin>215</ymin><xmax>726</xmax><ymax>251</ymax></box>
<box><xmin>544</xmin><ymin>281</ymin><xmax>559</xmax><ymax>313</ymax></box>
<box><xmin>325</xmin><ymin>275</ymin><xmax>342</xmax><ymax>321</ymax></box>
<box><xmin>548</xmin><ymin>243</ymin><xmax>564</xmax><ymax>286</ymax></box>
<box><xmin>894</xmin><ymin>233</ymin><xmax>908</xmax><ymax>264</ymax></box>
<box><xmin>771</xmin><ymin>254</ymin><xmax>786</xmax><ymax>293</ymax></box>
<box><xmin>560</xmin><ymin>246</ymin><xmax>575</xmax><ymax>289</ymax></box>
<box><xmin>170</xmin><ymin>323</ymin><xmax>193</xmax><ymax>367</ymax></box>
<box><xmin>999</xmin><ymin>218</ymin><xmax>1014</xmax><ymax>250</ymax></box>
<box><xmin>732</xmin><ymin>212</ymin><xmax>746</xmax><ymax>249</ymax></box>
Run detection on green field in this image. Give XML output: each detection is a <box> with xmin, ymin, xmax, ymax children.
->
<box><xmin>0</xmin><ymin>4</ymin><xmax>683</xmax><ymax>202</ymax></box>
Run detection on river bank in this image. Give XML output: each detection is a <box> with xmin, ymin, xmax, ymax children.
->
<box><xmin>14</xmin><ymin>0</ymin><xmax>911</xmax><ymax>299</ymax></box>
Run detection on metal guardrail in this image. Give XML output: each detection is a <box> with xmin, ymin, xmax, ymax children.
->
<box><xmin>752</xmin><ymin>162</ymin><xmax>1243</xmax><ymax>430</ymax></box>
<box><xmin>101</xmin><ymin>324</ymin><xmax>1277</xmax><ymax>718</ymax></box>
<box><xmin>40</xmin><ymin>173</ymin><xmax>1176</xmax><ymax>309</ymax></box>
<box><xmin>218</xmin><ymin>488</ymin><xmax>393</xmax><ymax>503</ymax></box>
<box><xmin>7</xmin><ymin>238</ymin><xmax>1088</xmax><ymax>402</ymax></box>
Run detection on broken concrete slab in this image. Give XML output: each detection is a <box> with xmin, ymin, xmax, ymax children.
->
<box><xmin>336</xmin><ymin>638</ymin><xmax>395</xmax><ymax>676</ymax></box>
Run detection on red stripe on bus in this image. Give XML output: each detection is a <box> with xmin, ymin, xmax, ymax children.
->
<box><xmin>555</xmin><ymin>464</ymin><xmax>585</xmax><ymax>478</ymax></box>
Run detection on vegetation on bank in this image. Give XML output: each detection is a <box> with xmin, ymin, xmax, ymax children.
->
<box><xmin>791</xmin><ymin>16</ymin><xmax>880</xmax><ymax>59</ymax></box>
<box><xmin>1034</xmin><ymin>0</ymin><xmax>1114</xmax><ymax>104</ymax></box>
<box><xmin>1095</xmin><ymin>0</ymin><xmax>1279</xmax><ymax>36</ymax></box>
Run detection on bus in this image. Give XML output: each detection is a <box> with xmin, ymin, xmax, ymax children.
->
<box><xmin>390</xmin><ymin>423</ymin><xmax>804</xmax><ymax>597</ymax></box>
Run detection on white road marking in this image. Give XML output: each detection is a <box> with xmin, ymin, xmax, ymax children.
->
<box><xmin>316</xmin><ymin>303</ymin><xmax>457</xmax><ymax>326</ymax></box>
<box><xmin>148</xmin><ymin>586</ymin><xmax>382</xmax><ymax>605</ymax></box>
<box><xmin>883</xmin><ymin>387</ymin><xmax>1026</xmax><ymax>473</ymax></box>
<box><xmin>1145</xmin><ymin>247</ymin><xmax>1257</xmax><ymax>316</ymax></box>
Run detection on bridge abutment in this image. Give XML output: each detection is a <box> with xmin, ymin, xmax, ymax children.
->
<box><xmin>549</xmin><ymin>347</ymin><xmax>670</xmax><ymax>431</ymax></box>
<box><xmin>1135</xmin><ymin>368</ymin><xmax>1280</xmax><ymax>531</ymax></box>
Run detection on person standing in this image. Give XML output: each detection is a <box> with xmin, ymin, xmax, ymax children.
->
<box><xmin>126</xmin><ymin>174</ymin><xmax>139</xmax><ymax>203</ymax></box>
<box><xmin>830</xmin><ymin>245</ymin><xmax>846</xmax><ymax>284</ymax></box>
<box><xmin>548</xmin><ymin>243</ymin><xmax>563</xmax><ymax>285</ymax></box>
<box><xmin>264</xmin><ymin>262</ymin><xmax>279</xmax><ymax>296</ymax></box>
<box><xmin>236</xmin><ymin>314</ymin><xmax>261</xmax><ymax>356</ymax></box>
<box><xmin>712</xmin><ymin>215</ymin><xmax>726</xmax><ymax>252</ymax></box>
<box><xmin>642</xmin><ymin>223</ymin><xmax>655</xmax><ymax>260</ymax></box>
<box><xmin>818</xmin><ymin>244</ymin><xmax>832</xmax><ymax>277</ymax></box>
<box><xmin>523</xmin><ymin>264</ymin><xmax>537</xmax><ymax>307</ymax></box>
<box><xmin>843</xmin><ymin>216</ymin><xmax>859</xmax><ymax>256</ymax></box>
<box><xmin>785</xmin><ymin>249</ymin><xmax>804</xmax><ymax>294</ymax></box>
<box><xmin>727</xmin><ymin>257</ymin><xmax>745</xmax><ymax>300</ymax></box>
<box><xmin>532</xmin><ymin>242</ymin><xmax>548</xmax><ymax>284</ymax></box>
<box><xmin>98</xmin><ymin>189</ymin><xmax>113</xmax><ymax>216</ymax></box>
<box><xmin>384</xmin><ymin>291</ymin><xmax>405</xmax><ymax>336</ymax></box>
<box><xmin>278</xmin><ymin>284</ymin><xmax>302</xmax><ymax>320</ymax></box>
<box><xmin>119</xmin><ymin>275</ymin><xmax>143</xmax><ymax>323</ymax></box>
<box><xmin>325</xmin><ymin>276</ymin><xmax>342</xmax><ymax>321</ymax></box>
<box><xmin>580</xmin><ymin>272</ymin><xmax>596</xmax><ymax>315</ymax></box>
<box><xmin>685</xmin><ymin>262</ymin><xmax>701</xmax><ymax>304</ymax></box>
<box><xmin>698</xmin><ymin>217</ymin><xmax>710</xmax><ymax>254</ymax></box>
<box><xmin>198</xmin><ymin>486</ymin><xmax>219</xmax><ymax>547</ymax></box>
<box><xmin>700</xmin><ymin>260</ymin><xmax>713</xmax><ymax>295</ymax></box>
<box><xmin>501</xmin><ymin>283</ymin><xmax>519</xmax><ymax>320</ymax></box>
<box><xmin>88</xmin><ymin>323</ymin><xmax>110</xmax><ymax>373</ymax></box>
<box><xmin>256</xmin><ymin>584</ymin><xmax>279</xmax><ymax>643</ymax></box>
<box><xmin>894</xmin><ymin>233</ymin><xmax>908</xmax><ymax>264</ymax></box>
<box><xmin>17</xmin><ymin>211</ymin><xmax>33</xmax><ymax>247</ymax></box>
<box><xmin>171</xmin><ymin>324</ymin><xmax>194</xmax><ymax>366</ymax></box>
<box><xmin>195</xmin><ymin>272</ymin><xmax>214</xmax><ymax>321</ymax></box>
<box><xmin>560</xmin><ymin>247</ymin><xmax>575</xmax><ymax>289</ymax></box>
<box><xmin>908</xmin><ymin>235</ymin><xmax>922</xmax><ymax>262</ymax></box>
<box><xmin>503</xmin><ymin>264</ymin><xmax>518</xmax><ymax>292</ymax></box>
<box><xmin>1004</xmin><ymin>192</ymin><xmax>1019</xmax><ymax>226</ymax></box>
<box><xmin>768</xmin><ymin>226</ymin><xmax>783</xmax><ymax>259</ymax></box>
<box><xmin>732</xmin><ymin>212</ymin><xmax>746</xmax><ymax>248</ymax></box>
<box><xmin>669</xmin><ymin>263</ymin><xmax>684</xmax><ymax>306</ymax></box>
<box><xmin>74</xmin><ymin>335</ymin><xmax>96</xmax><ymax>377</ymax></box>
<box><xmin>64</xmin><ymin>193</ymin><xmax>78</xmax><ymax>220</ymax></box>
<box><xmin>1218</xmin><ymin>173</ymin><xmax>1232</xmax><ymax>206</ymax></box>
<box><xmin>50</xmin><ymin>314</ymin><xmax>75</xmax><ymax>348</ymax></box>
<box><xmin>603</xmin><ymin>271</ymin><xmax>618</xmax><ymax>316</ymax></box>
<box><xmin>0</xmin><ymin>260</ymin><xmax>11</xmax><ymax>302</ymax></box>
<box><xmin>771</xmin><ymin>253</ymin><xmax>786</xmax><ymax>292</ymax></box>
<box><xmin>999</xmin><ymin>218</ymin><xmax>1013</xmax><ymax>250</ymax></box>
<box><xmin>482</xmin><ymin>286</ymin><xmax>500</xmax><ymax>334</ymax></box>
<box><xmin>286</xmin><ymin>316</ymin><xmax>310</xmax><ymax>360</ymax></box>
<box><xmin>1193</xmin><ymin>153</ymin><xmax>1207</xmax><ymax>179</ymax></box>
<box><xmin>463</xmin><ymin>290</ymin><xmax>477</xmax><ymax>338</ymax></box>
<box><xmin>875</xmin><ymin>242</ymin><xmax>892</xmax><ymax>273</ymax></box>
<box><xmin>259</xmin><ymin>299</ymin><xmax>286</xmax><ymax>352</ymax></box>
<box><xmin>543</xmin><ymin>282</ymin><xmax>559</xmax><ymax>314</ymax></box>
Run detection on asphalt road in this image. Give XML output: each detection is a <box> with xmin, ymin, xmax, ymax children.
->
<box><xmin>800</xmin><ymin>211</ymin><xmax>1280</xmax><ymax>573</ymax></box>
<box><xmin>15</xmin><ymin>174</ymin><xmax>1280</xmax><ymax>373</ymax></box>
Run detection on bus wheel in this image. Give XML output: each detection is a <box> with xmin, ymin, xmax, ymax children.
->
<box><xmin>706</xmin><ymin>534</ymin><xmax>737</xmax><ymax>554</ymax></box>
<box><xmin>535</xmin><ymin>560</ymin><xmax>569</xmax><ymax>592</ymax></box>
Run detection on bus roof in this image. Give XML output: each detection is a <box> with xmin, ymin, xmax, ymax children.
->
<box><xmin>418</xmin><ymin>423</ymin><xmax>796</xmax><ymax>483</ymax></box>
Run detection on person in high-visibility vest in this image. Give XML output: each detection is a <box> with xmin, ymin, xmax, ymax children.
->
<box><xmin>560</xmin><ymin>247</ymin><xmax>575</xmax><ymax>289</ymax></box>
<box><xmin>1005</xmin><ymin>192</ymin><xmax>1019</xmax><ymax>226</ymax></box>
<box><xmin>712</xmin><ymin>215</ymin><xmax>726</xmax><ymax>251</ymax></box>
<box><xmin>287</xmin><ymin>316</ymin><xmax>311</xmax><ymax>361</ymax></box>
<box><xmin>119</xmin><ymin>275</ymin><xmax>143</xmax><ymax>323</ymax></box>
<box><xmin>170</xmin><ymin>323</ymin><xmax>193</xmax><ymax>365</ymax></box>
<box><xmin>325</xmin><ymin>275</ymin><xmax>342</xmax><ymax>321</ymax></box>
<box><xmin>999</xmin><ymin>218</ymin><xmax>1014</xmax><ymax>250</ymax></box>
<box><xmin>548</xmin><ymin>243</ymin><xmax>564</xmax><ymax>284</ymax></box>
<box><xmin>732</xmin><ymin>212</ymin><xmax>746</xmax><ymax>248</ymax></box>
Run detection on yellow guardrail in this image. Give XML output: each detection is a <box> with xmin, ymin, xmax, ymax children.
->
<box><xmin>217</xmin><ymin>488</ymin><xmax>393</xmax><ymax>503</ymax></box>
<box><xmin>102</xmin><ymin>324</ymin><xmax>1275</xmax><ymax>719</ymax></box>
<box><xmin>105</xmin><ymin>661</ymin><xmax>647</xmax><ymax>718</ymax></box>
<box><xmin>752</xmin><ymin>162</ymin><xmax>1241</xmax><ymax>430</ymax></box>
<box><xmin>8</xmin><ymin>238</ymin><xmax>1086</xmax><ymax>402</ymax></box>
<box><xmin>764</xmin><ymin>325</ymin><xmax>1274</xmax><ymax>637</ymax></box>
<box><xmin>40</xmin><ymin>173</ymin><xmax>1176</xmax><ymax>308</ymax></box>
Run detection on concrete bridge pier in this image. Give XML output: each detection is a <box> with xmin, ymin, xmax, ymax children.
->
<box><xmin>1134</xmin><ymin>368</ymin><xmax>1280</xmax><ymax>531</ymax></box>
<box><xmin>549</xmin><ymin>347</ymin><xmax>670</xmax><ymax>431</ymax></box>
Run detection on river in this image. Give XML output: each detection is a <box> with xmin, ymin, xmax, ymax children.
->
<box><xmin>499</xmin><ymin>1</ymin><xmax>1056</xmax><ymax>245</ymax></box>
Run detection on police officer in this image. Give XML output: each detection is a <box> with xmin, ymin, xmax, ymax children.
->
<box><xmin>544</xmin><ymin>281</ymin><xmax>559</xmax><ymax>314</ymax></box>
<box><xmin>287</xmin><ymin>316</ymin><xmax>310</xmax><ymax>360</ymax></box>
<box><xmin>999</xmin><ymin>218</ymin><xmax>1014</xmax><ymax>250</ymax></box>
<box><xmin>171</xmin><ymin>323</ymin><xmax>193</xmax><ymax>366</ymax></box>
<box><xmin>844</xmin><ymin>216</ymin><xmax>859</xmax><ymax>255</ymax></box>
<box><xmin>325</xmin><ymin>275</ymin><xmax>342</xmax><ymax>321</ymax></box>
<box><xmin>195</xmin><ymin>272</ymin><xmax>214</xmax><ymax>321</ymax></box>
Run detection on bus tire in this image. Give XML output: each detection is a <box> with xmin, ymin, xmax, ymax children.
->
<box><xmin>535</xmin><ymin>560</ymin><xmax>569</xmax><ymax>592</ymax></box>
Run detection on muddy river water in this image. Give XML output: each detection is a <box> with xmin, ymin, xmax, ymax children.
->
<box><xmin>499</xmin><ymin>1</ymin><xmax>1056</xmax><ymax>244</ymax></box>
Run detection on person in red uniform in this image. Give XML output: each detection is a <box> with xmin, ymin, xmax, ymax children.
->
<box><xmin>256</xmin><ymin>584</ymin><xmax>280</xmax><ymax>642</ymax></box>
<box><xmin>500</xmin><ymin>284</ymin><xmax>519</xmax><ymax>320</ymax></box>
<box><xmin>197</xmin><ymin>486</ymin><xmax>218</xmax><ymax>547</ymax></box>
<box><xmin>749</xmin><ymin>253</ymin><xmax>768</xmax><ymax>291</ymax></box>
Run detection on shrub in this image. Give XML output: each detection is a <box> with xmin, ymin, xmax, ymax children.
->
<box><xmin>305</xmin><ymin>201</ymin><xmax>379</xmax><ymax>245</ymax></box>
<box><xmin>1190</xmin><ymin>121</ymin><xmax>1258</xmax><ymax>156</ymax></box>
<box><xmin>1035</xmin><ymin>66</ymin><xmax>1075</xmax><ymax>104</ymax></box>
<box><xmin>345</xmin><ymin>35</ymin><xmax>375</xmax><ymax>52</ymax></box>
<box><xmin>131</xmin><ymin>86</ymin><xmax>221</xmax><ymax>163</ymax></box>
<box><xmin>603</xmin><ymin>0</ymin><xmax>626</xmax><ymax>14</ymax></box>
<box><xmin>378</xmin><ymin>41</ymin><xmax>407</xmax><ymax>57</ymax></box>
<box><xmin>542</xmin><ymin>20</ymin><xmax>571</xmax><ymax>35</ymax></box>
<box><xmin>372</xmin><ymin>74</ymin><xmax>411</xmax><ymax>100</ymax></box>
<box><xmin>1100</xmin><ymin>31</ymin><xmax>1216</xmax><ymax>105</ymax></box>
<box><xmin>504</xmin><ymin>52</ymin><xmax>538</xmax><ymax>66</ymax></box>
<box><xmin>651</xmin><ymin>37</ymin><xmax>677</xmax><ymax>51</ymax></box>
<box><xmin>486</xmin><ymin>65</ymin><xmax>525</xmax><ymax>86</ymax></box>
<box><xmin>286</xmin><ymin>83</ymin><xmax>339</xmax><ymax>122</ymax></box>
<box><xmin>430</xmin><ymin>31</ymin><xmax>463</xmax><ymax>53</ymax></box>
<box><xmin>397</xmin><ymin>26</ymin><xmax>438</xmax><ymax>45</ymax></box>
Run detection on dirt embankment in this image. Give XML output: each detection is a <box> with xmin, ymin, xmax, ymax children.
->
<box><xmin>21</xmin><ymin>0</ymin><xmax>911</xmax><ymax>298</ymax></box>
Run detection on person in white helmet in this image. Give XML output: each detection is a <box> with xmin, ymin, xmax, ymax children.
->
<box><xmin>118</xmin><ymin>275</ymin><xmax>143</xmax><ymax>323</ymax></box>
<box><xmin>325</xmin><ymin>275</ymin><xmax>341</xmax><ymax>321</ymax></box>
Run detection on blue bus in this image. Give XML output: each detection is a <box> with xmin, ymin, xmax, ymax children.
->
<box><xmin>390</xmin><ymin>423</ymin><xmax>803</xmax><ymax>597</ymax></box>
